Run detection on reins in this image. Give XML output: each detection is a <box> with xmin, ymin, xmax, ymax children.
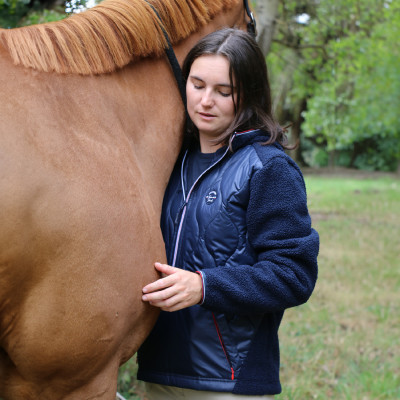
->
<box><xmin>143</xmin><ymin>0</ymin><xmax>187</xmax><ymax>105</ymax></box>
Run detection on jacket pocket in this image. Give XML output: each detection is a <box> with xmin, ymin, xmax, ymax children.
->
<box><xmin>212</xmin><ymin>312</ymin><xmax>237</xmax><ymax>380</ymax></box>
<box><xmin>212</xmin><ymin>312</ymin><xmax>263</xmax><ymax>379</ymax></box>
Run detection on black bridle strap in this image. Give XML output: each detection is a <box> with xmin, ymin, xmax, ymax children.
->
<box><xmin>144</xmin><ymin>0</ymin><xmax>187</xmax><ymax>106</ymax></box>
<box><xmin>243</xmin><ymin>0</ymin><xmax>257</xmax><ymax>37</ymax></box>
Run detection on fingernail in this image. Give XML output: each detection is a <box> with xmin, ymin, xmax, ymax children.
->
<box><xmin>142</xmin><ymin>295</ymin><xmax>147</xmax><ymax>301</ymax></box>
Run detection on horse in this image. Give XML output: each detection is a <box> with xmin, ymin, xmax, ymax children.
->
<box><xmin>0</xmin><ymin>0</ymin><xmax>254</xmax><ymax>398</ymax></box>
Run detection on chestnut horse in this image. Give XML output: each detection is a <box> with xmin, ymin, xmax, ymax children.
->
<box><xmin>0</xmin><ymin>0</ymin><xmax>252</xmax><ymax>399</ymax></box>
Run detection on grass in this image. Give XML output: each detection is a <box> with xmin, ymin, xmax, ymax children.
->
<box><xmin>276</xmin><ymin>173</ymin><xmax>400</xmax><ymax>400</ymax></box>
<box><xmin>117</xmin><ymin>359</ymin><xmax>144</xmax><ymax>400</ymax></box>
<box><xmin>117</xmin><ymin>172</ymin><xmax>400</xmax><ymax>399</ymax></box>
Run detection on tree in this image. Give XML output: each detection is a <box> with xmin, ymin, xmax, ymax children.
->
<box><xmin>266</xmin><ymin>0</ymin><xmax>400</xmax><ymax>170</ymax></box>
<box><xmin>0</xmin><ymin>0</ymin><xmax>88</xmax><ymax>28</ymax></box>
<box><xmin>302</xmin><ymin>2</ymin><xmax>400</xmax><ymax>170</ymax></box>
<box><xmin>254</xmin><ymin>0</ymin><xmax>279</xmax><ymax>55</ymax></box>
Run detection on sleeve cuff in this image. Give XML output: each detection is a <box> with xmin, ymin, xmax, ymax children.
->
<box><xmin>195</xmin><ymin>271</ymin><xmax>205</xmax><ymax>305</ymax></box>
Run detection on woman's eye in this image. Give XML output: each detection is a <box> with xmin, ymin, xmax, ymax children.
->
<box><xmin>194</xmin><ymin>84</ymin><xmax>203</xmax><ymax>90</ymax></box>
<box><xmin>219</xmin><ymin>91</ymin><xmax>231</xmax><ymax>97</ymax></box>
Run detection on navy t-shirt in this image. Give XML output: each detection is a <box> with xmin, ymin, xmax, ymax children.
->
<box><xmin>185</xmin><ymin>146</ymin><xmax>227</xmax><ymax>193</ymax></box>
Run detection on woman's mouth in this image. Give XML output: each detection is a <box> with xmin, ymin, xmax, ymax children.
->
<box><xmin>198</xmin><ymin>112</ymin><xmax>216</xmax><ymax>119</ymax></box>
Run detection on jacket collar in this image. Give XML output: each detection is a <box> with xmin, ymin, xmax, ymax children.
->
<box><xmin>184</xmin><ymin>129</ymin><xmax>279</xmax><ymax>158</ymax></box>
<box><xmin>230</xmin><ymin>129</ymin><xmax>273</xmax><ymax>152</ymax></box>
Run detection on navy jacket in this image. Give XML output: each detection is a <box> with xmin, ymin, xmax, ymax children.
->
<box><xmin>137</xmin><ymin>129</ymin><xmax>319</xmax><ymax>395</ymax></box>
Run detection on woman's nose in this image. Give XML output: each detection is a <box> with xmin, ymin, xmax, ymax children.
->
<box><xmin>201</xmin><ymin>90</ymin><xmax>214</xmax><ymax>107</ymax></box>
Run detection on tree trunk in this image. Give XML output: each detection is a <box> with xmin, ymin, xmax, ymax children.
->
<box><xmin>328</xmin><ymin>149</ymin><xmax>336</xmax><ymax>168</ymax></box>
<box><xmin>272</xmin><ymin>49</ymin><xmax>298</xmax><ymax>121</ymax></box>
<box><xmin>289</xmin><ymin>98</ymin><xmax>308</xmax><ymax>165</ymax></box>
<box><xmin>255</xmin><ymin>0</ymin><xmax>279</xmax><ymax>56</ymax></box>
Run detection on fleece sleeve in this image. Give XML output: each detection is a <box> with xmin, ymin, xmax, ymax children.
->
<box><xmin>200</xmin><ymin>155</ymin><xmax>319</xmax><ymax>315</ymax></box>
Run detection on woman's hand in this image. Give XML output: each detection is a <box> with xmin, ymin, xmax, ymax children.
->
<box><xmin>142</xmin><ymin>263</ymin><xmax>203</xmax><ymax>312</ymax></box>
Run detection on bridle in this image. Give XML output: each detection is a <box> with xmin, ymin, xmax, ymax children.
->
<box><xmin>243</xmin><ymin>0</ymin><xmax>257</xmax><ymax>38</ymax></box>
<box><xmin>147</xmin><ymin>0</ymin><xmax>257</xmax><ymax>105</ymax></box>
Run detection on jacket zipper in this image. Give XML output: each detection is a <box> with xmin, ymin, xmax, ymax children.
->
<box><xmin>170</xmin><ymin>132</ymin><xmax>258</xmax><ymax>378</ymax></box>
<box><xmin>212</xmin><ymin>313</ymin><xmax>235</xmax><ymax>380</ymax></box>
<box><xmin>171</xmin><ymin>146</ymin><xmax>231</xmax><ymax>267</ymax></box>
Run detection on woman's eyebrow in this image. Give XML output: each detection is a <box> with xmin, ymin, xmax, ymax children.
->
<box><xmin>189</xmin><ymin>75</ymin><xmax>233</xmax><ymax>88</ymax></box>
<box><xmin>189</xmin><ymin>75</ymin><xmax>204</xmax><ymax>82</ymax></box>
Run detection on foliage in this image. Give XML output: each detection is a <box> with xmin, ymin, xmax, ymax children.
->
<box><xmin>267</xmin><ymin>0</ymin><xmax>400</xmax><ymax>171</ymax></box>
<box><xmin>302</xmin><ymin>2</ymin><xmax>400</xmax><ymax>170</ymax></box>
<box><xmin>0</xmin><ymin>0</ymin><xmax>31</xmax><ymax>27</ymax></box>
<box><xmin>277</xmin><ymin>173</ymin><xmax>400</xmax><ymax>399</ymax></box>
<box><xmin>18</xmin><ymin>7</ymin><xmax>67</xmax><ymax>26</ymax></box>
<box><xmin>0</xmin><ymin>0</ymin><xmax>90</xmax><ymax>28</ymax></box>
<box><xmin>117</xmin><ymin>358</ymin><xmax>146</xmax><ymax>400</ymax></box>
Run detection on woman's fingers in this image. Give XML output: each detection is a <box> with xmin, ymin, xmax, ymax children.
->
<box><xmin>141</xmin><ymin>262</ymin><xmax>203</xmax><ymax>311</ymax></box>
<box><xmin>142</xmin><ymin>263</ymin><xmax>177</xmax><ymax>294</ymax></box>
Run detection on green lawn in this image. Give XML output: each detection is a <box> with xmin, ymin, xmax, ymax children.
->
<box><xmin>117</xmin><ymin>172</ymin><xmax>400</xmax><ymax>399</ymax></box>
<box><xmin>277</xmin><ymin>173</ymin><xmax>400</xmax><ymax>399</ymax></box>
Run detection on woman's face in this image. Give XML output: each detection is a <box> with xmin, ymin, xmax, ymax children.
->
<box><xmin>186</xmin><ymin>55</ymin><xmax>236</xmax><ymax>153</ymax></box>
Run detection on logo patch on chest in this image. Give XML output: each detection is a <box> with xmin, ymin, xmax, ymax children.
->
<box><xmin>205</xmin><ymin>190</ymin><xmax>217</xmax><ymax>204</ymax></box>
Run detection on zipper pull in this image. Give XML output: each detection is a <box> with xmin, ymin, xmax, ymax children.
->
<box><xmin>231</xmin><ymin>367</ymin><xmax>235</xmax><ymax>380</ymax></box>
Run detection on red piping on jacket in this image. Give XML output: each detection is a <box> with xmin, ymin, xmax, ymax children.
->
<box><xmin>212</xmin><ymin>313</ymin><xmax>235</xmax><ymax>380</ymax></box>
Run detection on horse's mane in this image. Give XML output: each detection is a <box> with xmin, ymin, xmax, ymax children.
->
<box><xmin>0</xmin><ymin>0</ymin><xmax>236</xmax><ymax>75</ymax></box>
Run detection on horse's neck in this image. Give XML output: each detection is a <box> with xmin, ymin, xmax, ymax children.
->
<box><xmin>121</xmin><ymin>59</ymin><xmax>185</xmax><ymax>214</ymax></box>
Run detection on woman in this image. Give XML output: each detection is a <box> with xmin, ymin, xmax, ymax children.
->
<box><xmin>137</xmin><ymin>28</ymin><xmax>319</xmax><ymax>399</ymax></box>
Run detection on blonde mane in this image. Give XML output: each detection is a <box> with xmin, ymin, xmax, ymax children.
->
<box><xmin>0</xmin><ymin>0</ymin><xmax>236</xmax><ymax>75</ymax></box>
